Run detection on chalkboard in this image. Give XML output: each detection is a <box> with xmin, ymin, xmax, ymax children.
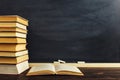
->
<box><xmin>0</xmin><ymin>0</ymin><xmax>120</xmax><ymax>62</ymax></box>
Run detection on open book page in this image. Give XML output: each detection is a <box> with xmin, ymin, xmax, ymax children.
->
<box><xmin>27</xmin><ymin>64</ymin><xmax>55</xmax><ymax>76</ymax></box>
<box><xmin>55</xmin><ymin>64</ymin><xmax>84</xmax><ymax>76</ymax></box>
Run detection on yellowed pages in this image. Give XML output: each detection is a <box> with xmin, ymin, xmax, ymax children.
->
<box><xmin>27</xmin><ymin>64</ymin><xmax>55</xmax><ymax>76</ymax></box>
<box><xmin>55</xmin><ymin>64</ymin><xmax>84</xmax><ymax>76</ymax></box>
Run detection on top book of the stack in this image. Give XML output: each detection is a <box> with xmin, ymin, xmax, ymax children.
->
<box><xmin>0</xmin><ymin>15</ymin><xmax>28</xmax><ymax>26</ymax></box>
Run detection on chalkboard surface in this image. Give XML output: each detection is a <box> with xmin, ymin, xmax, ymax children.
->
<box><xmin>0</xmin><ymin>0</ymin><xmax>120</xmax><ymax>62</ymax></box>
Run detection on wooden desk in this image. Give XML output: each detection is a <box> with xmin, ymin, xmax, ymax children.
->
<box><xmin>0</xmin><ymin>63</ymin><xmax>120</xmax><ymax>80</ymax></box>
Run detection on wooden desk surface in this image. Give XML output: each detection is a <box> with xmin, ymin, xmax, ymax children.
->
<box><xmin>0</xmin><ymin>63</ymin><xmax>120</xmax><ymax>80</ymax></box>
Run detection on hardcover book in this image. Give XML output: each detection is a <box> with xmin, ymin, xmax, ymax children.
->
<box><xmin>0</xmin><ymin>44</ymin><xmax>26</xmax><ymax>51</ymax></box>
<box><xmin>0</xmin><ymin>54</ymin><xmax>28</xmax><ymax>64</ymax></box>
<box><xmin>0</xmin><ymin>50</ymin><xmax>28</xmax><ymax>57</ymax></box>
<box><xmin>0</xmin><ymin>61</ymin><xmax>29</xmax><ymax>74</ymax></box>
<box><xmin>0</xmin><ymin>27</ymin><xmax>27</xmax><ymax>33</ymax></box>
<box><xmin>0</xmin><ymin>23</ymin><xmax>27</xmax><ymax>30</ymax></box>
<box><xmin>0</xmin><ymin>15</ymin><xmax>28</xmax><ymax>26</ymax></box>
<box><xmin>0</xmin><ymin>38</ymin><xmax>26</xmax><ymax>43</ymax></box>
<box><xmin>0</xmin><ymin>32</ymin><xmax>26</xmax><ymax>38</ymax></box>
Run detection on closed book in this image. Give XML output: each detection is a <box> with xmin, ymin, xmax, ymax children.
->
<box><xmin>0</xmin><ymin>54</ymin><xmax>29</xmax><ymax>64</ymax></box>
<box><xmin>0</xmin><ymin>15</ymin><xmax>28</xmax><ymax>26</ymax></box>
<box><xmin>0</xmin><ymin>27</ymin><xmax>27</xmax><ymax>33</ymax></box>
<box><xmin>0</xmin><ymin>61</ymin><xmax>29</xmax><ymax>74</ymax></box>
<box><xmin>0</xmin><ymin>38</ymin><xmax>26</xmax><ymax>43</ymax></box>
<box><xmin>0</xmin><ymin>22</ymin><xmax>27</xmax><ymax>30</ymax></box>
<box><xmin>0</xmin><ymin>50</ymin><xmax>28</xmax><ymax>57</ymax></box>
<box><xmin>0</xmin><ymin>32</ymin><xmax>26</xmax><ymax>38</ymax></box>
<box><xmin>0</xmin><ymin>44</ymin><xmax>26</xmax><ymax>51</ymax></box>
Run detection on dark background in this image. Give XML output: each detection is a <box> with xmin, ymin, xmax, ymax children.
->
<box><xmin>0</xmin><ymin>0</ymin><xmax>120</xmax><ymax>62</ymax></box>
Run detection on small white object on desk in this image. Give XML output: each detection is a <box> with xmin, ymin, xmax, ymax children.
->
<box><xmin>77</xmin><ymin>61</ymin><xmax>85</xmax><ymax>64</ymax></box>
<box><xmin>53</xmin><ymin>59</ymin><xmax>66</xmax><ymax>64</ymax></box>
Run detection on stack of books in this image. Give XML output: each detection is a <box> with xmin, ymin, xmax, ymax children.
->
<box><xmin>0</xmin><ymin>15</ymin><xmax>29</xmax><ymax>74</ymax></box>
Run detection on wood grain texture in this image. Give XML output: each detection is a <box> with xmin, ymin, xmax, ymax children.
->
<box><xmin>1</xmin><ymin>63</ymin><xmax>120</xmax><ymax>80</ymax></box>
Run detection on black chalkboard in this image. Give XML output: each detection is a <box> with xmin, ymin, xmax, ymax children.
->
<box><xmin>0</xmin><ymin>0</ymin><xmax>120</xmax><ymax>62</ymax></box>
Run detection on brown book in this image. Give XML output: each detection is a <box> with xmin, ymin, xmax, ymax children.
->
<box><xmin>0</xmin><ymin>50</ymin><xmax>28</xmax><ymax>57</ymax></box>
<box><xmin>0</xmin><ymin>44</ymin><xmax>26</xmax><ymax>51</ymax></box>
<box><xmin>0</xmin><ymin>38</ymin><xmax>26</xmax><ymax>43</ymax></box>
<box><xmin>0</xmin><ymin>15</ymin><xmax>28</xmax><ymax>26</ymax></box>
<box><xmin>0</xmin><ymin>22</ymin><xmax>27</xmax><ymax>30</ymax></box>
<box><xmin>0</xmin><ymin>32</ymin><xmax>26</xmax><ymax>38</ymax></box>
<box><xmin>27</xmin><ymin>64</ymin><xmax>84</xmax><ymax>76</ymax></box>
<box><xmin>0</xmin><ymin>61</ymin><xmax>29</xmax><ymax>74</ymax></box>
<box><xmin>0</xmin><ymin>27</ymin><xmax>27</xmax><ymax>33</ymax></box>
<box><xmin>0</xmin><ymin>54</ymin><xmax>29</xmax><ymax>64</ymax></box>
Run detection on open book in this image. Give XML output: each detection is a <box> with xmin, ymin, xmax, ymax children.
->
<box><xmin>26</xmin><ymin>64</ymin><xmax>84</xmax><ymax>76</ymax></box>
